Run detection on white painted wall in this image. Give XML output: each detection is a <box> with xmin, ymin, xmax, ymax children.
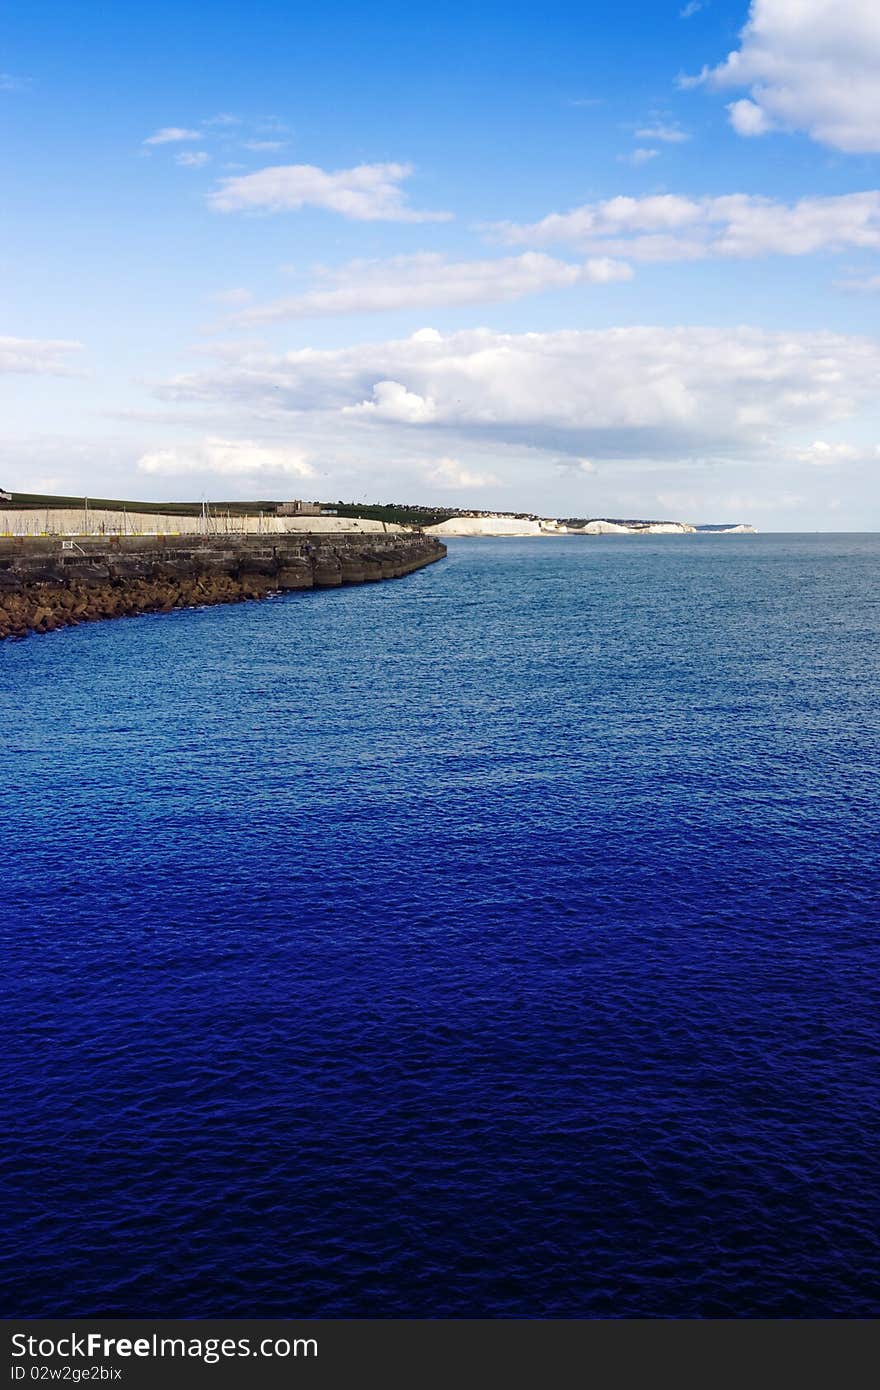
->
<box><xmin>0</xmin><ymin>509</ymin><xmax>408</xmax><ymax>537</ymax></box>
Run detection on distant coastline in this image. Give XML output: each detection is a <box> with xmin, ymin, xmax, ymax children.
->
<box><xmin>425</xmin><ymin>514</ymin><xmax>756</xmax><ymax>538</ymax></box>
<box><xmin>0</xmin><ymin>490</ymin><xmax>756</xmax><ymax>542</ymax></box>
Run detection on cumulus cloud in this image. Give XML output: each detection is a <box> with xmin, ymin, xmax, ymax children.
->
<box><xmin>426</xmin><ymin>457</ymin><xmax>500</xmax><ymax>489</ymax></box>
<box><xmin>726</xmin><ymin>98</ymin><xmax>772</xmax><ymax>137</ymax></box>
<box><xmin>689</xmin><ymin>0</ymin><xmax>880</xmax><ymax>152</ymax></box>
<box><xmin>241</xmin><ymin>139</ymin><xmax>286</xmax><ymax>151</ymax></box>
<box><xmin>343</xmin><ymin>380</ymin><xmax>438</xmax><ymax>423</ymax></box>
<box><xmin>143</xmin><ymin>127</ymin><xmax>203</xmax><ymax>145</ymax></box>
<box><xmin>208</xmin><ymin>161</ymin><xmax>451</xmax><ymax>222</ymax></box>
<box><xmin>137</xmin><ymin>436</ymin><xmax>315</xmax><ymax>480</ymax></box>
<box><xmin>176</xmin><ymin>151</ymin><xmax>210</xmax><ymax>168</ymax></box>
<box><xmin>155</xmin><ymin>325</ymin><xmax>880</xmax><ymax>465</ymax></box>
<box><xmin>237</xmin><ymin>251</ymin><xmax>632</xmax><ymax>323</ymax></box>
<box><xmin>0</xmin><ymin>336</ymin><xmax>84</xmax><ymax>375</ymax></box>
<box><xmin>490</xmin><ymin>191</ymin><xmax>880</xmax><ymax>261</ymax></box>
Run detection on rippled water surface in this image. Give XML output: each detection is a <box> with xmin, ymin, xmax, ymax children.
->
<box><xmin>2</xmin><ymin>534</ymin><xmax>879</xmax><ymax>1316</ymax></box>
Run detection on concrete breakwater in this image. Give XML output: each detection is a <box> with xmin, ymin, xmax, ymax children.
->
<box><xmin>0</xmin><ymin>531</ymin><xmax>445</xmax><ymax>641</ymax></box>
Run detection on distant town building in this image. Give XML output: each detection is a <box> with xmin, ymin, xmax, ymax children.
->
<box><xmin>0</xmin><ymin>488</ymin><xmax>11</xmax><ymax>503</ymax></box>
<box><xmin>276</xmin><ymin>500</ymin><xmax>323</xmax><ymax>517</ymax></box>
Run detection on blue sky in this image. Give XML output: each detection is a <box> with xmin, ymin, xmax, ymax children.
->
<box><xmin>2</xmin><ymin>0</ymin><xmax>879</xmax><ymax>527</ymax></box>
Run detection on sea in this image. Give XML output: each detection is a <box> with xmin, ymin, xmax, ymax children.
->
<box><xmin>1</xmin><ymin>533</ymin><xmax>878</xmax><ymax>1317</ymax></box>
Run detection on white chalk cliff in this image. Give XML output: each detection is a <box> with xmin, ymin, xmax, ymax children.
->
<box><xmin>426</xmin><ymin>514</ymin><xmax>700</xmax><ymax>538</ymax></box>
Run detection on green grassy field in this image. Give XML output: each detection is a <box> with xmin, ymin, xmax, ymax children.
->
<box><xmin>330</xmin><ymin>502</ymin><xmax>457</xmax><ymax>527</ymax></box>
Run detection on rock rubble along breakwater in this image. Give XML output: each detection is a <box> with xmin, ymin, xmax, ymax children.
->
<box><xmin>0</xmin><ymin>531</ymin><xmax>446</xmax><ymax>641</ymax></box>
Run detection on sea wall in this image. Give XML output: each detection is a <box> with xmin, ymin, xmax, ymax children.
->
<box><xmin>0</xmin><ymin>531</ymin><xmax>446</xmax><ymax>641</ymax></box>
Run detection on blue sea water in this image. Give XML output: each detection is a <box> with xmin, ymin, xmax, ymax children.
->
<box><xmin>1</xmin><ymin>534</ymin><xmax>879</xmax><ymax>1318</ymax></box>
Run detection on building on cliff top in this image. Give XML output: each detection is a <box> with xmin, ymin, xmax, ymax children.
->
<box><xmin>275</xmin><ymin>503</ymin><xmax>336</xmax><ymax>519</ymax></box>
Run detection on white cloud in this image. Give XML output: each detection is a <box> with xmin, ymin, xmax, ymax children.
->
<box><xmin>619</xmin><ymin>148</ymin><xmax>660</xmax><ymax>166</ymax></box>
<box><xmin>657</xmin><ymin>487</ymin><xmax>806</xmax><ymax>515</ymax></box>
<box><xmin>143</xmin><ymin>127</ymin><xmax>203</xmax><ymax>145</ymax></box>
<box><xmin>241</xmin><ymin>140</ymin><xmax>286</xmax><ymax>151</ymax></box>
<box><xmin>156</xmin><ymin>325</ymin><xmax>880</xmax><ymax>465</ymax></box>
<box><xmin>426</xmin><ymin>457</ymin><xmax>500</xmax><ymax>489</ymax></box>
<box><xmin>21</xmin><ymin>475</ymin><xmax>64</xmax><ymax>493</ymax></box>
<box><xmin>208</xmin><ymin>161</ymin><xmax>451</xmax><ymax>222</ymax></box>
<box><xmin>680</xmin><ymin>2</ymin><xmax>704</xmax><ymax>17</ymax></box>
<box><xmin>490</xmin><ymin>191</ymin><xmax>880</xmax><ymax>261</ymax></box>
<box><xmin>690</xmin><ymin>0</ymin><xmax>880</xmax><ymax>153</ymax></box>
<box><xmin>343</xmin><ymin>380</ymin><xmax>438</xmax><ymax>423</ymax></box>
<box><xmin>237</xmin><ymin>251</ymin><xmax>632</xmax><ymax>323</ymax></box>
<box><xmin>210</xmin><ymin>287</ymin><xmax>254</xmax><ymax>306</ymax></box>
<box><xmin>556</xmin><ymin>457</ymin><xmax>597</xmax><ymax>475</ymax></box>
<box><xmin>0</xmin><ymin>336</ymin><xmax>84</xmax><ymax>375</ymax></box>
<box><xmin>204</xmin><ymin>113</ymin><xmax>242</xmax><ymax>126</ymax></box>
<box><xmin>176</xmin><ymin>151</ymin><xmax>210</xmax><ymax>168</ymax></box>
<box><xmin>0</xmin><ymin>73</ymin><xmax>30</xmax><ymax>92</ymax></box>
<box><xmin>726</xmin><ymin>98</ymin><xmax>772</xmax><ymax>137</ymax></box>
<box><xmin>835</xmin><ymin>272</ymin><xmax>880</xmax><ymax>292</ymax></box>
<box><xmin>137</xmin><ymin>436</ymin><xmax>315</xmax><ymax>480</ymax></box>
<box><xmin>635</xmin><ymin>123</ymin><xmax>690</xmax><ymax>143</ymax></box>
<box><xmin>791</xmin><ymin>440</ymin><xmax>863</xmax><ymax>466</ymax></box>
